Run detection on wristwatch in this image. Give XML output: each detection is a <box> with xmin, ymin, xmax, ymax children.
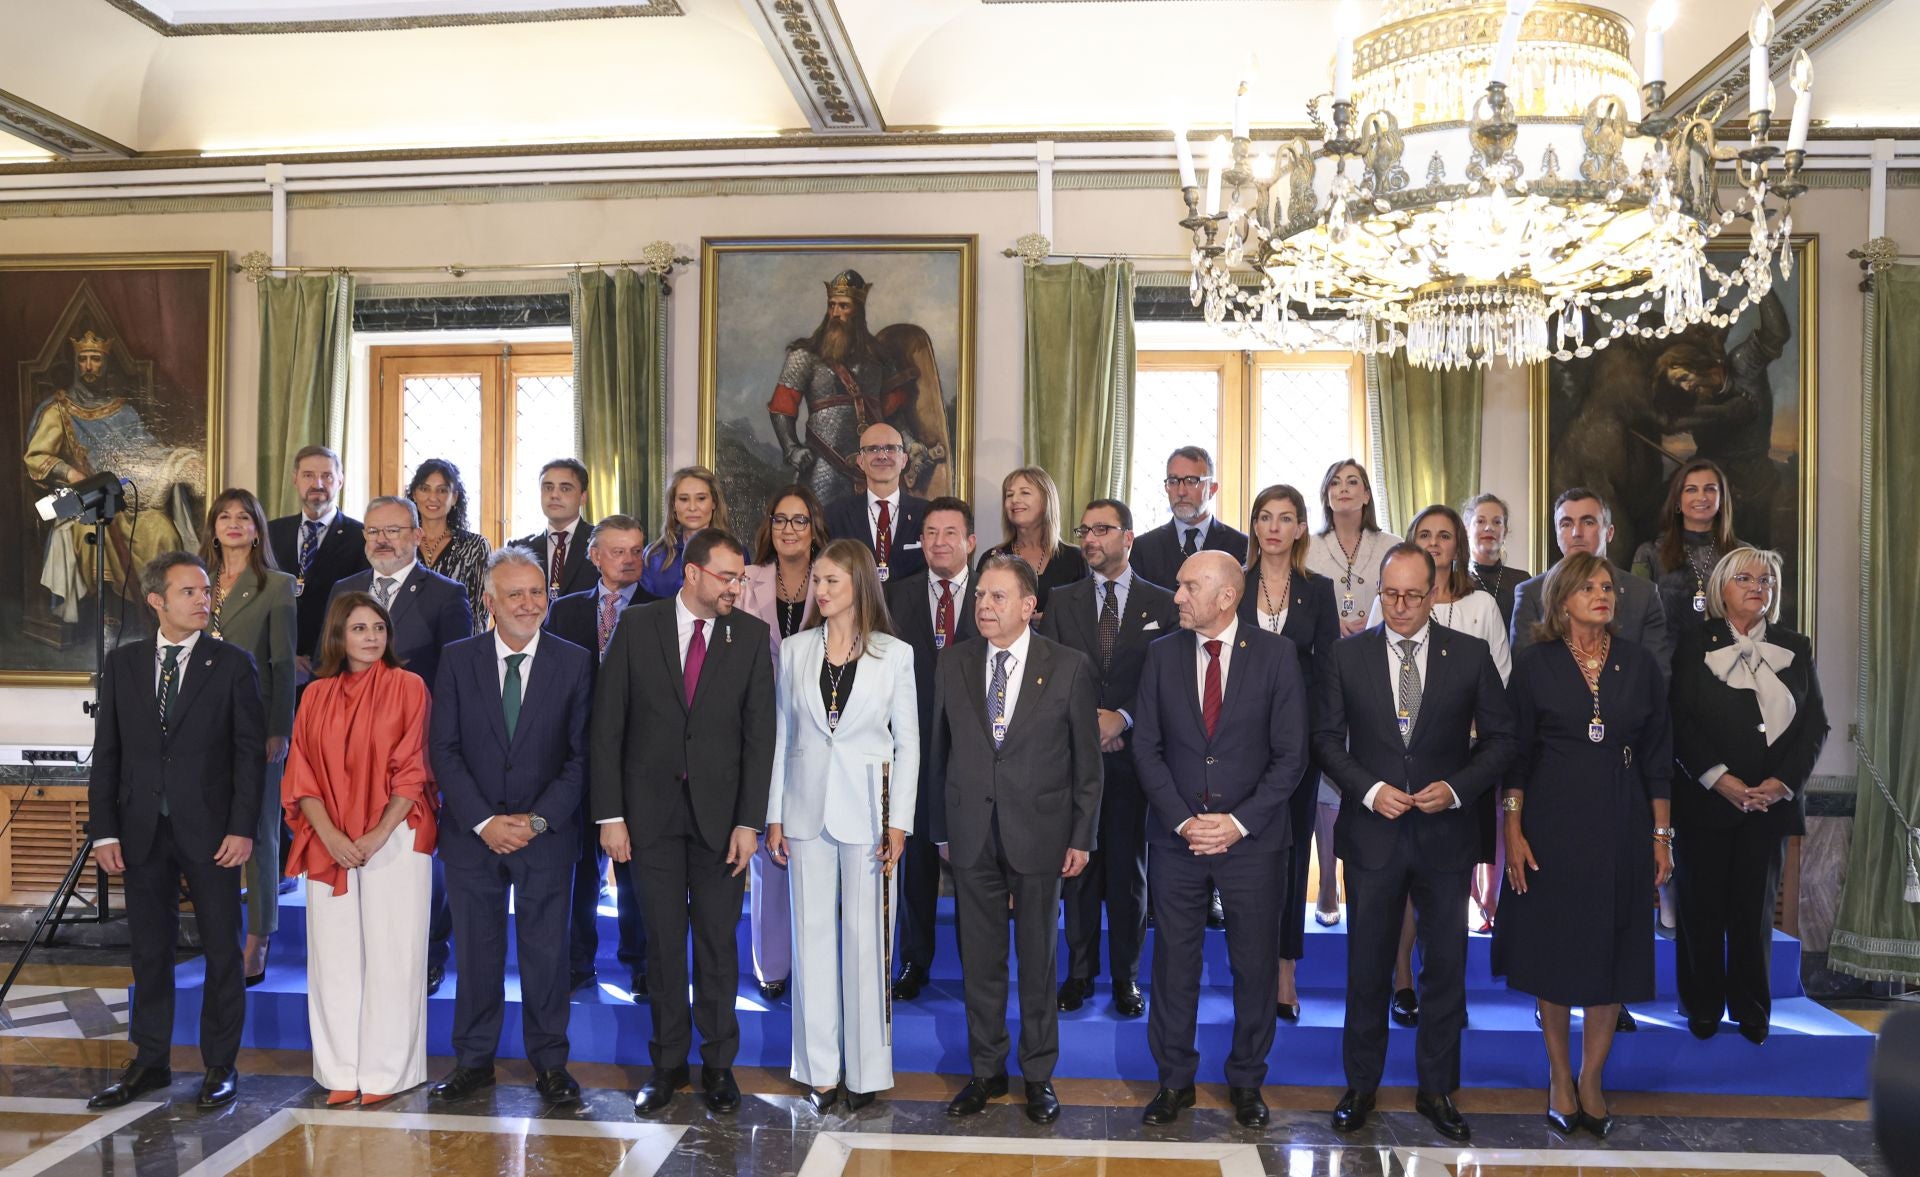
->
<box><xmin>1501</xmin><ymin>797</ymin><xmax>1522</xmax><ymax>812</ymax></box>
<box><xmin>528</xmin><ymin>814</ymin><xmax>549</xmax><ymax>835</ymax></box>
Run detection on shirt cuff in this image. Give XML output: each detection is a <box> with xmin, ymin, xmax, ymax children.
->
<box><xmin>1363</xmin><ymin>782</ymin><xmax>1389</xmax><ymax>812</ymax></box>
<box><xmin>1174</xmin><ymin>818</ymin><xmax>1191</xmax><ymax>835</ymax></box>
<box><xmin>1229</xmin><ymin>815</ymin><xmax>1248</xmax><ymax>838</ymax></box>
<box><xmin>595</xmin><ymin>817</ymin><xmax>624</xmax><ymax>825</ymax></box>
<box><xmin>1777</xmin><ymin>781</ymin><xmax>1795</xmax><ymax>799</ymax></box>
<box><xmin>735</xmin><ymin>825</ymin><xmax>761</xmax><ymax>834</ymax></box>
<box><xmin>474</xmin><ymin>817</ymin><xmax>493</xmax><ymax>835</ymax></box>
<box><xmin>92</xmin><ymin>837</ymin><xmax>119</xmax><ymax>848</ymax></box>
<box><xmin>1118</xmin><ymin>709</ymin><xmax>1134</xmax><ymax>730</ymax></box>
<box><xmin>1700</xmin><ymin>764</ymin><xmax>1729</xmax><ymax>789</ymax></box>
<box><xmin>1444</xmin><ymin>783</ymin><xmax>1462</xmax><ymax>809</ymax></box>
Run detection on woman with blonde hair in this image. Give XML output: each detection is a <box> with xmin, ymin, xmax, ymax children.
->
<box><xmin>640</xmin><ymin>465</ymin><xmax>731</xmax><ymax>597</ymax></box>
<box><xmin>766</xmin><ymin>538</ymin><xmax>919</xmax><ymax>1112</ymax></box>
<box><xmin>982</xmin><ymin>466</ymin><xmax>1087</xmax><ymax>614</ymax></box>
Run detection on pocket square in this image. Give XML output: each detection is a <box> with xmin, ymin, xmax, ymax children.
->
<box><xmin>901</xmin><ymin>541</ymin><xmax>922</xmax><ymax>550</ymax></box>
<box><xmin>1143</xmin><ymin>621</ymin><xmax>1162</xmax><ymax>631</ymax></box>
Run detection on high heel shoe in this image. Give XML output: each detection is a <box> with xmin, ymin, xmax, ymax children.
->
<box><xmin>326</xmin><ymin>1090</ymin><xmax>359</xmax><ymax>1107</ymax></box>
<box><xmin>244</xmin><ymin>937</ymin><xmax>269</xmax><ymax>988</ymax></box>
<box><xmin>1275</xmin><ymin>1001</ymin><xmax>1300</xmax><ymax>1021</ymax></box>
<box><xmin>1546</xmin><ymin>1099</ymin><xmax>1582</xmax><ymax>1135</ymax></box>
<box><xmin>1313</xmin><ymin>907</ymin><xmax>1342</xmax><ymax>927</ymax></box>
<box><xmin>844</xmin><ymin>1088</ymin><xmax>877</xmax><ymax>1112</ymax></box>
<box><xmin>804</xmin><ymin>1087</ymin><xmax>838</xmax><ymax>1113</ymax></box>
<box><xmin>1576</xmin><ymin>1075</ymin><xmax>1614</xmax><ymax>1137</ymax></box>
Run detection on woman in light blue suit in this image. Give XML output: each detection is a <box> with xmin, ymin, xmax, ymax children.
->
<box><xmin>766</xmin><ymin>538</ymin><xmax>919</xmax><ymax>1113</ymax></box>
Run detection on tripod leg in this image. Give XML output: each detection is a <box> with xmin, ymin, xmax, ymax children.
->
<box><xmin>0</xmin><ymin>840</ymin><xmax>96</xmax><ymax>1007</ymax></box>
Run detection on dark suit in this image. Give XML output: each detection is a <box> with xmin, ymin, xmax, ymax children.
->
<box><xmin>1130</xmin><ymin>517</ymin><xmax>1249</xmax><ymax>595</ymax></box>
<box><xmin>545</xmin><ymin>584</ymin><xmax>658</xmax><ymax>981</ymax></box>
<box><xmin>590</xmin><ymin>600</ymin><xmax>775</xmax><ymax>1070</ymax></box>
<box><xmin>511</xmin><ymin>521</ymin><xmax>597</xmax><ymax>599</ymax></box>
<box><xmin>89</xmin><ymin>635</ymin><xmax>265</xmax><ymax>1069</ymax></box>
<box><xmin>1511</xmin><ymin>560</ymin><xmax>1671</xmax><ymax>676</ymax></box>
<box><xmin>1133</xmin><ymin>622</ymin><xmax>1306</xmax><ymax>1089</ymax></box>
<box><xmin>927</xmin><ymin>631</ymin><xmax>1101</xmax><ymax>1082</ymax></box>
<box><xmin>1313</xmin><ymin>623</ymin><xmax>1517</xmax><ymax>1096</ymax></box>
<box><xmin>884</xmin><ymin>569</ymin><xmax>978</xmax><ymax>977</ymax></box>
<box><xmin>824</xmin><ymin>492</ymin><xmax>928</xmax><ymax>582</ymax></box>
<box><xmin>430</xmin><ymin>631</ymin><xmax>592</xmax><ymax>1071</ymax></box>
<box><xmin>1237</xmin><ymin>568</ymin><xmax>1342</xmax><ymax>959</ymax></box>
<box><xmin>1037</xmin><ymin>571</ymin><xmax>1178</xmax><ymax>989</ymax></box>
<box><xmin>268</xmin><ymin>512</ymin><xmax>369</xmax><ymax>660</ymax></box>
<box><xmin>1669</xmin><ymin>620</ymin><xmax>1827</xmax><ymax>1029</ymax></box>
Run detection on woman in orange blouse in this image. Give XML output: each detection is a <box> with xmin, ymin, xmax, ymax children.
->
<box><xmin>282</xmin><ymin>592</ymin><xmax>438</xmax><ymax>1106</ymax></box>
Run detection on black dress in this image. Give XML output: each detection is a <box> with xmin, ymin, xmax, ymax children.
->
<box><xmin>1469</xmin><ymin>561</ymin><xmax>1530</xmax><ymax>630</ymax></box>
<box><xmin>1630</xmin><ymin>531</ymin><xmax>1747</xmax><ymax>657</ymax></box>
<box><xmin>981</xmin><ymin>542</ymin><xmax>1089</xmax><ymax>614</ymax></box>
<box><xmin>1491</xmin><ymin>637</ymin><xmax>1672</xmax><ymax>1007</ymax></box>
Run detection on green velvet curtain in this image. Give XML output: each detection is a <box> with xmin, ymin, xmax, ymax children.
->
<box><xmin>255</xmin><ymin>274</ymin><xmax>352</xmax><ymax>518</ymax></box>
<box><xmin>1830</xmin><ymin>263</ymin><xmax>1920</xmax><ymax>982</ymax></box>
<box><xmin>1022</xmin><ymin>261</ymin><xmax>1135</xmax><ymax>520</ymax></box>
<box><xmin>571</xmin><ymin>268</ymin><xmax>668</xmax><ymax>530</ymax></box>
<box><xmin>1373</xmin><ymin>352</ymin><xmax>1483</xmax><ymax>534</ymax></box>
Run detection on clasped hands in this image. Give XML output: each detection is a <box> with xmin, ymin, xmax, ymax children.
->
<box><xmin>1713</xmin><ymin>772</ymin><xmax>1790</xmax><ymax>813</ymax></box>
<box><xmin>1373</xmin><ymin>781</ymin><xmax>1456</xmax><ymax>819</ymax></box>
<box><xmin>480</xmin><ymin>814</ymin><xmax>538</xmax><ymax>855</ymax></box>
<box><xmin>1181</xmin><ymin>813</ymin><xmax>1243</xmax><ymax>856</ymax></box>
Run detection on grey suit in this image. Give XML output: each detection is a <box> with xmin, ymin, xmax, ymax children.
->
<box><xmin>215</xmin><ymin>568</ymin><xmax>297</xmax><ymax>938</ymax></box>
<box><xmin>926</xmin><ymin>631</ymin><xmax>1103</xmax><ymax>1082</ymax></box>
<box><xmin>1509</xmin><ymin>560</ymin><xmax>1672</xmax><ymax>678</ymax></box>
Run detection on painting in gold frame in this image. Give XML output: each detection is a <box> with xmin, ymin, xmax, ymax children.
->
<box><xmin>1530</xmin><ymin>235</ymin><xmax>1817</xmax><ymax>638</ymax></box>
<box><xmin>698</xmin><ymin>235</ymin><xmax>975</xmax><ymax>544</ymax></box>
<box><xmin>0</xmin><ymin>252</ymin><xmax>228</xmax><ymax>686</ymax></box>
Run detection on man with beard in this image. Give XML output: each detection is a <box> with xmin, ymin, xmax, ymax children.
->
<box><xmin>1130</xmin><ymin>447</ymin><xmax>1249</xmax><ymax>593</ymax></box>
<box><xmin>768</xmin><ymin>271</ymin><xmax>942</xmax><ymax>507</ymax></box>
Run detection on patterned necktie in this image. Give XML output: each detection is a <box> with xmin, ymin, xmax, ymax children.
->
<box><xmin>684</xmin><ymin>618</ymin><xmax>707</xmax><ymax>707</ymax></box>
<box><xmin>1182</xmin><ymin>526</ymin><xmax>1199</xmax><ymax>557</ymax></box>
<box><xmin>1202</xmin><ymin>639</ymin><xmax>1222</xmax><ymax>738</ymax></box>
<box><xmin>988</xmin><ymin>649</ymin><xmax>1011</xmax><ymax>747</ymax></box>
<box><xmin>597</xmin><ymin>591</ymin><xmax>620</xmax><ymax>658</ymax></box>
<box><xmin>875</xmin><ymin>499</ymin><xmax>892</xmax><ymax>570</ymax></box>
<box><xmin>550</xmin><ymin>530</ymin><xmax>569</xmax><ymax>595</ymax></box>
<box><xmin>1097</xmin><ymin>580</ymin><xmax>1120</xmax><ymax>671</ymax></box>
<box><xmin>1397</xmin><ymin>638</ymin><xmax>1423</xmax><ymax>745</ymax></box>
<box><xmin>936</xmin><ymin>580</ymin><xmax>954</xmax><ymax>646</ymax></box>
<box><xmin>375</xmin><ymin>576</ymin><xmax>397</xmax><ymax>609</ymax></box>
<box><xmin>159</xmin><ymin>644</ymin><xmax>181</xmax><ymax>733</ymax></box>
<box><xmin>300</xmin><ymin>519</ymin><xmax>323</xmax><ymax>574</ymax></box>
<box><xmin>503</xmin><ymin>652</ymin><xmax>527</xmax><ymax>739</ymax></box>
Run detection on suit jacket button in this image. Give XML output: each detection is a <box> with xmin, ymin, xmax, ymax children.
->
<box><xmin>504</xmin><ymin>761</ymin><xmax>513</xmax><ymax>772</ymax></box>
<box><xmin>1206</xmin><ymin>756</ymin><xmax>1216</xmax><ymax>765</ymax></box>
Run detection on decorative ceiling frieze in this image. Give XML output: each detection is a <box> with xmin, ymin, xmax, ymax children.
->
<box><xmin>1665</xmin><ymin>0</ymin><xmax>1890</xmax><ymax>119</ymax></box>
<box><xmin>0</xmin><ymin>89</ymin><xmax>133</xmax><ymax>159</ymax></box>
<box><xmin>736</xmin><ymin>0</ymin><xmax>881</xmax><ymax>132</ymax></box>
<box><xmin>102</xmin><ymin>1</ymin><xmax>683</xmax><ymax>36</ymax></box>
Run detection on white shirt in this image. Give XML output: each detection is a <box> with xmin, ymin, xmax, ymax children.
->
<box><xmin>99</xmin><ymin>630</ymin><xmax>207</xmax><ymax>850</ymax></box>
<box><xmin>927</xmin><ymin>566</ymin><xmax>970</xmax><ymax>635</ymax></box>
<box><xmin>1176</xmin><ymin>617</ymin><xmax>1247</xmax><ymax>837</ymax></box>
<box><xmin>982</xmin><ymin>626</ymin><xmax>1033</xmax><ymax>726</ymax></box>
<box><xmin>1362</xmin><ymin>622</ymin><xmax>1461</xmax><ymax>813</ymax></box>
<box><xmin>476</xmin><ymin>629</ymin><xmax>543</xmax><ymax>834</ymax></box>
<box><xmin>549</xmin><ymin>516</ymin><xmax>583</xmax><ymax>546</ymax></box>
<box><xmin>867</xmin><ymin>490</ymin><xmax>901</xmax><ymax>545</ymax></box>
<box><xmin>301</xmin><ymin>505</ymin><xmax>340</xmax><ymax>528</ymax></box>
<box><xmin>1367</xmin><ymin>589</ymin><xmax>1513</xmax><ymax>684</ymax></box>
<box><xmin>674</xmin><ymin>592</ymin><xmax>718</xmax><ymax>668</ymax></box>
<box><xmin>370</xmin><ymin>560</ymin><xmax>418</xmax><ymax>602</ymax></box>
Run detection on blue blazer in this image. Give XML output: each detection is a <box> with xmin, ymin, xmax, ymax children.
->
<box><xmin>429</xmin><ymin>631</ymin><xmax>593</xmax><ymax>870</ymax></box>
<box><xmin>329</xmin><ymin>564</ymin><xmax>473</xmax><ymax>695</ymax></box>
<box><xmin>1132</xmin><ymin>624</ymin><xmax>1308</xmax><ymax>855</ymax></box>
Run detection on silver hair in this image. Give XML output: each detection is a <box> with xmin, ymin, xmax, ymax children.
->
<box><xmin>365</xmin><ymin>495</ymin><xmax>421</xmax><ymax>526</ymax></box>
<box><xmin>1705</xmin><ymin>546</ymin><xmax>1784</xmax><ymax>625</ymax></box>
<box><xmin>1166</xmin><ymin>445</ymin><xmax>1216</xmax><ymax>476</ymax></box>
<box><xmin>483</xmin><ymin>544</ymin><xmax>545</xmax><ymax>598</ymax></box>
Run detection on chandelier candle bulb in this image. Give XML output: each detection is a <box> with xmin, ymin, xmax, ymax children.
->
<box><xmin>1332</xmin><ymin>0</ymin><xmax>1359</xmax><ymax>102</ymax></box>
<box><xmin>1645</xmin><ymin>0</ymin><xmax>1677</xmax><ymax>85</ymax></box>
<box><xmin>1174</xmin><ymin>129</ymin><xmax>1198</xmax><ymax>188</ymax></box>
<box><xmin>1787</xmin><ymin>48</ymin><xmax>1813</xmax><ymax>152</ymax></box>
<box><xmin>1233</xmin><ymin>81</ymin><xmax>1250</xmax><ymax>141</ymax></box>
<box><xmin>1748</xmin><ymin>2</ymin><xmax>1774</xmax><ymax>113</ymax></box>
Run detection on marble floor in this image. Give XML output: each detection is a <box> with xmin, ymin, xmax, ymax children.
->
<box><xmin>0</xmin><ymin>965</ymin><xmax>1898</xmax><ymax>1177</ymax></box>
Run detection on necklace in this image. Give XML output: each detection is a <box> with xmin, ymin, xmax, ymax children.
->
<box><xmin>419</xmin><ymin>529</ymin><xmax>451</xmax><ymax>565</ymax></box>
<box><xmin>1326</xmin><ymin>532</ymin><xmax>1365</xmax><ymax>618</ymax></box>
<box><xmin>775</xmin><ymin>562</ymin><xmax>809</xmax><ymax>638</ymax></box>
<box><xmin>1563</xmin><ymin>632</ymin><xmax>1611</xmax><ymax>742</ymax></box>
<box><xmin>1684</xmin><ymin>539</ymin><xmax>1719</xmax><ymax>615</ymax></box>
<box><xmin>824</xmin><ymin>644</ymin><xmax>852</xmax><ymax>730</ymax></box>
<box><xmin>1435</xmin><ymin>597</ymin><xmax>1455</xmax><ymax>630</ymax></box>
<box><xmin>1470</xmin><ymin>561</ymin><xmax>1504</xmax><ymax>600</ymax></box>
<box><xmin>1259</xmin><ymin>564</ymin><xmax>1290</xmax><ymax>633</ymax></box>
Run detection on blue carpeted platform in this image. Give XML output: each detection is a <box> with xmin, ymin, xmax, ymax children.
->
<box><xmin>171</xmin><ymin>891</ymin><xmax>1873</xmax><ymax>1096</ymax></box>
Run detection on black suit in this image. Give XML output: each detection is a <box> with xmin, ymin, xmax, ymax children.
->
<box><xmin>824</xmin><ymin>492</ymin><xmax>928</xmax><ymax>582</ymax></box>
<box><xmin>1037</xmin><ymin>571</ymin><xmax>1178</xmax><ymax>989</ymax></box>
<box><xmin>927</xmin><ymin>631</ymin><xmax>1102</xmax><ymax>1082</ymax></box>
<box><xmin>1313</xmin><ymin>624</ymin><xmax>1517</xmax><ymax>1096</ymax></box>
<box><xmin>590</xmin><ymin>600</ymin><xmax>775</xmax><ymax>1070</ymax></box>
<box><xmin>511</xmin><ymin>521</ymin><xmax>597</xmax><ymax>599</ymax></box>
<box><xmin>1130</xmin><ymin>517</ymin><xmax>1249</xmax><ymax>595</ymax></box>
<box><xmin>1669</xmin><ymin>620</ymin><xmax>1828</xmax><ymax>1029</ymax></box>
<box><xmin>89</xmin><ymin>635</ymin><xmax>265</xmax><ymax>1070</ymax></box>
<box><xmin>1133</xmin><ymin>622</ymin><xmax>1307</xmax><ymax>1089</ymax></box>
<box><xmin>268</xmin><ymin>512</ymin><xmax>369</xmax><ymax>659</ymax></box>
<box><xmin>883</xmin><ymin>570</ymin><xmax>978</xmax><ymax>977</ymax></box>
<box><xmin>544</xmin><ymin>584</ymin><xmax>657</xmax><ymax>982</ymax></box>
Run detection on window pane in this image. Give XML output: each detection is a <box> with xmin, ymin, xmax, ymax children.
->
<box><xmin>1255</xmin><ymin>367</ymin><xmax>1353</xmax><ymax>532</ymax></box>
<box><xmin>401</xmin><ymin>374</ymin><xmax>483</xmax><ymax>517</ymax></box>
<box><xmin>514</xmin><ymin>373</ymin><xmax>578</xmax><ymax>539</ymax></box>
<box><xmin>1130</xmin><ymin>369</ymin><xmax>1220</xmax><ymax>534</ymax></box>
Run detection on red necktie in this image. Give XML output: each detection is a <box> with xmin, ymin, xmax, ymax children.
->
<box><xmin>875</xmin><ymin>499</ymin><xmax>892</xmax><ymax>569</ymax></box>
<box><xmin>936</xmin><ymin>579</ymin><xmax>954</xmax><ymax>645</ymax></box>
<box><xmin>597</xmin><ymin>591</ymin><xmax>619</xmax><ymax>656</ymax></box>
<box><xmin>550</xmin><ymin>530</ymin><xmax>569</xmax><ymax>595</ymax></box>
<box><xmin>684</xmin><ymin>618</ymin><xmax>707</xmax><ymax>707</ymax></box>
<box><xmin>1202</xmin><ymin>638</ymin><xmax>1222</xmax><ymax>738</ymax></box>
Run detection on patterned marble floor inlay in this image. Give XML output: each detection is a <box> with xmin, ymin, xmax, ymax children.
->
<box><xmin>0</xmin><ymin>1097</ymin><xmax>161</xmax><ymax>1176</ymax></box>
<box><xmin>0</xmin><ymin>986</ymin><xmax>131</xmax><ymax>1040</ymax></box>
<box><xmin>798</xmin><ymin>1133</ymin><xmax>1267</xmax><ymax>1177</ymax></box>
<box><xmin>1397</xmin><ymin>1147</ymin><xmax>1872</xmax><ymax>1176</ymax></box>
<box><xmin>181</xmin><ymin>1110</ymin><xmax>687</xmax><ymax>1177</ymax></box>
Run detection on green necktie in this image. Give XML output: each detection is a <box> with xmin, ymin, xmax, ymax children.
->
<box><xmin>503</xmin><ymin>652</ymin><xmax>527</xmax><ymax>740</ymax></box>
<box><xmin>159</xmin><ymin>645</ymin><xmax>181</xmax><ymax>731</ymax></box>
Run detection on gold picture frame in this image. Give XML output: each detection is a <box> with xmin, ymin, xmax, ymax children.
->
<box><xmin>698</xmin><ymin>235</ymin><xmax>975</xmax><ymax>543</ymax></box>
<box><xmin>1530</xmin><ymin>234</ymin><xmax>1818</xmax><ymax>641</ymax></box>
<box><xmin>0</xmin><ymin>251</ymin><xmax>228</xmax><ymax>687</ymax></box>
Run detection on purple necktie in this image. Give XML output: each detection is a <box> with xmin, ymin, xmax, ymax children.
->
<box><xmin>684</xmin><ymin>618</ymin><xmax>707</xmax><ymax>707</ymax></box>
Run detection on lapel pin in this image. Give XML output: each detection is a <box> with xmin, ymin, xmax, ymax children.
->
<box><xmin>1036</xmin><ymin>676</ymin><xmax>1045</xmax><ymax>685</ymax></box>
<box><xmin>725</xmin><ymin>623</ymin><xmax>733</xmax><ymax>644</ymax></box>
<box><xmin>1238</xmin><ymin>639</ymin><xmax>1247</xmax><ymax>648</ymax></box>
<box><xmin>1441</xmin><ymin>648</ymin><xmax>1449</xmax><ymax>657</ymax></box>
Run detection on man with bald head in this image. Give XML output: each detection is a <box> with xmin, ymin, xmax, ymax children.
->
<box><xmin>823</xmin><ymin>423</ymin><xmax>928</xmax><ymax>583</ymax></box>
<box><xmin>1131</xmin><ymin>550</ymin><xmax>1308</xmax><ymax>1129</ymax></box>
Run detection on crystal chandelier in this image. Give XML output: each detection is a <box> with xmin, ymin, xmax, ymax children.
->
<box><xmin>1174</xmin><ymin>0</ymin><xmax>1813</xmax><ymax>369</ymax></box>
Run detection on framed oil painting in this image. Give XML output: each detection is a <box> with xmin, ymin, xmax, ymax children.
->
<box><xmin>0</xmin><ymin>253</ymin><xmax>227</xmax><ymax>685</ymax></box>
<box><xmin>1530</xmin><ymin>236</ymin><xmax>1817</xmax><ymax>636</ymax></box>
<box><xmin>698</xmin><ymin>235</ymin><xmax>975</xmax><ymax>544</ymax></box>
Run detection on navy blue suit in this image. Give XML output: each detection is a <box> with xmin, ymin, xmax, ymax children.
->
<box><xmin>1133</xmin><ymin>622</ymin><xmax>1307</xmax><ymax>1089</ymax></box>
<box><xmin>823</xmin><ymin>492</ymin><xmax>928</xmax><ymax>582</ymax></box>
<box><xmin>430</xmin><ymin>631</ymin><xmax>592</xmax><ymax>1071</ymax></box>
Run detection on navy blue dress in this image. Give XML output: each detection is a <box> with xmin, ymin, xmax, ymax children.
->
<box><xmin>1491</xmin><ymin>637</ymin><xmax>1672</xmax><ymax>1007</ymax></box>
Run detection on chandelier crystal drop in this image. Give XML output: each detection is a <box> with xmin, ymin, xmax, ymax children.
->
<box><xmin>1174</xmin><ymin>0</ymin><xmax>1812</xmax><ymax>370</ymax></box>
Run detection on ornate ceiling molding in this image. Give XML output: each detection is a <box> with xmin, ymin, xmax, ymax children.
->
<box><xmin>102</xmin><ymin>1</ymin><xmax>682</xmax><ymax>36</ymax></box>
<box><xmin>0</xmin><ymin>90</ymin><xmax>133</xmax><ymax>159</ymax></box>
<box><xmin>736</xmin><ymin>0</ymin><xmax>881</xmax><ymax>133</ymax></box>
<box><xmin>1665</xmin><ymin>0</ymin><xmax>1891</xmax><ymax>119</ymax></box>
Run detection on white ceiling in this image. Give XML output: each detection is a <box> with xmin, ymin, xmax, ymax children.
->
<box><xmin>0</xmin><ymin>0</ymin><xmax>1909</xmax><ymax>162</ymax></box>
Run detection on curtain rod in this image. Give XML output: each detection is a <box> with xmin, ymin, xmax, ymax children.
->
<box><xmin>1001</xmin><ymin>247</ymin><xmax>1187</xmax><ymax>263</ymax></box>
<box><xmin>231</xmin><ymin>246</ymin><xmax>689</xmax><ymax>282</ymax></box>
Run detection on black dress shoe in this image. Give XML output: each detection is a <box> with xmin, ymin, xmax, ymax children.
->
<box><xmin>804</xmin><ymin>1086</ymin><xmax>838</xmax><ymax>1113</ymax></box>
<box><xmin>758</xmin><ymin>979</ymin><xmax>787</xmax><ymax>1001</ymax></box>
<box><xmin>430</xmin><ymin>1066</ymin><xmax>496</xmax><ymax>1102</ymax></box>
<box><xmin>892</xmin><ymin>962</ymin><xmax>929</xmax><ymax>1001</ymax></box>
<box><xmin>1546</xmin><ymin>1101</ymin><xmax>1581</xmax><ymax>1135</ymax></box>
<box><xmin>197</xmin><ymin>1066</ymin><xmax>238</xmax><ymax>1109</ymax></box>
<box><xmin>633</xmin><ymin>1065</ymin><xmax>688</xmax><ymax>1115</ymax></box>
<box><xmin>1739</xmin><ymin>1019</ymin><xmax>1769</xmax><ymax>1044</ymax></box>
<box><xmin>537</xmin><ymin>1069</ymin><xmax>581</xmax><ymax>1106</ymax></box>
<box><xmin>1415</xmin><ymin>1091</ymin><xmax>1470</xmax><ymax>1142</ymax></box>
<box><xmin>1689</xmin><ymin>1017</ymin><xmax>1721</xmax><ymax>1040</ymax></box>
<box><xmin>628</xmin><ymin>970</ymin><xmax>649</xmax><ymax>1000</ymax></box>
<box><xmin>1142</xmin><ymin>1085</ymin><xmax>1195</xmax><ymax>1125</ymax></box>
<box><xmin>569</xmin><ymin>970</ymin><xmax>597</xmax><ymax>992</ymax></box>
<box><xmin>1390</xmin><ymin>988</ymin><xmax>1420</xmax><ymax>1027</ymax></box>
<box><xmin>1114</xmin><ymin>982</ymin><xmax>1145</xmax><ymax>1018</ymax></box>
<box><xmin>426</xmin><ymin>963</ymin><xmax>445</xmax><ymax>997</ymax></box>
<box><xmin>1615</xmin><ymin>1007</ymin><xmax>1638</xmax><ymax>1032</ymax></box>
<box><xmin>1331</xmin><ymin>1088</ymin><xmax>1375</xmax><ymax>1133</ymax></box>
<box><xmin>88</xmin><ymin>1063</ymin><xmax>170</xmax><ymax>1109</ymax></box>
<box><xmin>701</xmin><ymin>1066</ymin><xmax>741</xmax><ymax>1114</ymax></box>
<box><xmin>1582</xmin><ymin>1107</ymin><xmax>1617</xmax><ymax>1138</ymax></box>
<box><xmin>1057</xmin><ymin>977</ymin><xmax>1093</xmax><ymax>1012</ymax></box>
<box><xmin>845</xmin><ymin>1088</ymin><xmax>877</xmax><ymax>1112</ymax></box>
<box><xmin>1207</xmin><ymin>892</ymin><xmax>1227</xmax><ymax>929</ymax></box>
<box><xmin>1275</xmin><ymin>1001</ymin><xmax>1300</xmax><ymax>1021</ymax></box>
<box><xmin>1229</xmin><ymin>1086</ymin><xmax>1269</xmax><ymax>1128</ymax></box>
<box><xmin>946</xmin><ymin>1074</ymin><xmax>1007</xmax><ymax>1117</ymax></box>
<box><xmin>1023</xmin><ymin>1080</ymin><xmax>1061</xmax><ymax>1124</ymax></box>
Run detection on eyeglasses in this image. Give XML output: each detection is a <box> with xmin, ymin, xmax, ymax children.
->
<box><xmin>1071</xmin><ymin>523</ymin><xmax>1124</xmax><ymax>540</ymax></box>
<box><xmin>1379</xmin><ymin>589</ymin><xmax>1431</xmax><ymax>606</ymax></box>
<box><xmin>770</xmin><ymin>514</ymin><xmax>812</xmax><ymax>531</ymax></box>
<box><xmin>365</xmin><ymin>526</ymin><xmax>414</xmax><ymax>541</ymax></box>
<box><xmin>691</xmin><ymin>564</ymin><xmax>746</xmax><ymax>588</ymax></box>
<box><xmin>1731</xmin><ymin>573</ymin><xmax>1778</xmax><ymax>589</ymax></box>
<box><xmin>1163</xmin><ymin>475</ymin><xmax>1210</xmax><ymax>490</ymax></box>
<box><xmin>856</xmin><ymin>444</ymin><xmax>905</xmax><ymax>458</ymax></box>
